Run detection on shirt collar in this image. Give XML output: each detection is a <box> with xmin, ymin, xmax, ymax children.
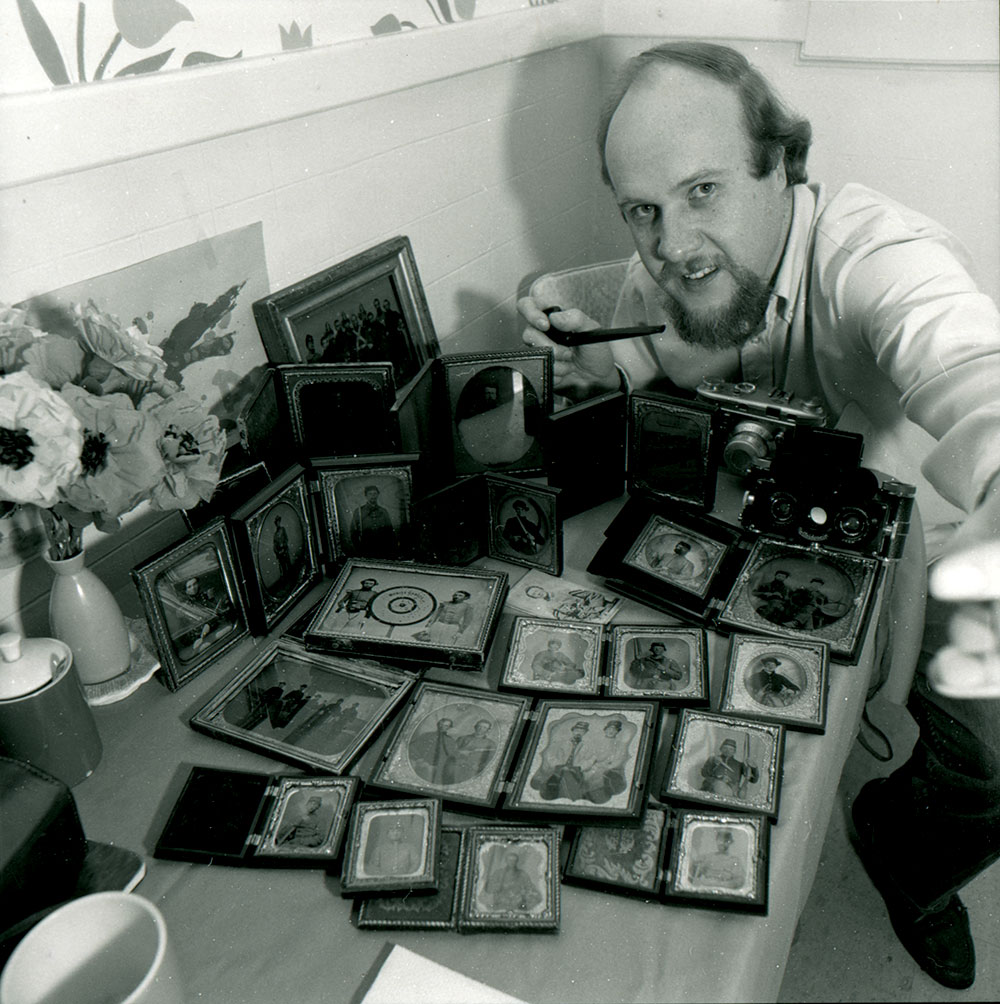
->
<box><xmin>771</xmin><ymin>184</ymin><xmax>818</xmax><ymax>320</ymax></box>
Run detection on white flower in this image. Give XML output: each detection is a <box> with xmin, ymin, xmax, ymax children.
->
<box><xmin>0</xmin><ymin>371</ymin><xmax>83</xmax><ymax>507</ymax></box>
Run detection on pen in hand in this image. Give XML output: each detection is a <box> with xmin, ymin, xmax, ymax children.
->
<box><xmin>541</xmin><ymin>306</ymin><xmax>666</xmax><ymax>347</ymax></box>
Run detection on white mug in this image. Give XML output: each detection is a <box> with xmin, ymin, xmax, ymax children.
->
<box><xmin>0</xmin><ymin>892</ymin><xmax>182</xmax><ymax>1004</ymax></box>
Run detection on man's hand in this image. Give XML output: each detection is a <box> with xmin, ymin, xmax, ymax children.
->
<box><xmin>517</xmin><ymin>296</ymin><xmax>619</xmax><ymax>399</ymax></box>
<box><xmin>927</xmin><ymin>542</ymin><xmax>1000</xmax><ymax>699</ymax></box>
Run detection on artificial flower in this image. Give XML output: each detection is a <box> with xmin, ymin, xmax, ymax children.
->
<box><xmin>0</xmin><ymin>304</ymin><xmax>46</xmax><ymax>374</ymax></box>
<box><xmin>57</xmin><ymin>385</ymin><xmax>164</xmax><ymax>517</ymax></box>
<box><xmin>74</xmin><ymin>299</ymin><xmax>167</xmax><ymax>386</ymax></box>
<box><xmin>0</xmin><ymin>371</ymin><xmax>82</xmax><ymax>507</ymax></box>
<box><xmin>142</xmin><ymin>390</ymin><xmax>227</xmax><ymax>510</ymax></box>
<box><xmin>20</xmin><ymin>332</ymin><xmax>87</xmax><ymax>389</ymax></box>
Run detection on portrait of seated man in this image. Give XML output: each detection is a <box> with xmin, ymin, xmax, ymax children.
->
<box><xmin>626</xmin><ymin>639</ymin><xmax>687</xmax><ymax>691</ymax></box>
<box><xmin>363</xmin><ymin>813</ymin><xmax>425</xmax><ymax>878</ymax></box>
<box><xmin>745</xmin><ymin>654</ymin><xmax>803</xmax><ymax>708</ymax></box>
<box><xmin>686</xmin><ymin>827</ymin><xmax>748</xmax><ymax>892</ymax></box>
<box><xmin>499</xmin><ymin>498</ymin><xmax>547</xmax><ymax>555</ymax></box>
<box><xmin>700</xmin><ymin>736</ymin><xmax>759</xmax><ymax>799</ymax></box>
<box><xmin>275</xmin><ymin>793</ymin><xmax>335</xmax><ymax>850</ymax></box>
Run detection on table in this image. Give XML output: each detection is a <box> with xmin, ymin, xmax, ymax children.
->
<box><xmin>70</xmin><ymin>484</ymin><xmax>920</xmax><ymax>1004</ymax></box>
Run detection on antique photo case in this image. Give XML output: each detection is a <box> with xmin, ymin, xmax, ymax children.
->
<box><xmin>662</xmin><ymin>709</ymin><xmax>785</xmax><ymax>820</ymax></box>
<box><xmin>485</xmin><ymin>473</ymin><xmax>563</xmax><ymax>575</ymax></box>
<box><xmin>340</xmin><ymin>798</ymin><xmax>442</xmax><ymax>896</ymax></box>
<box><xmin>275</xmin><ymin>363</ymin><xmax>399</xmax><ymax>458</ymax></box>
<box><xmin>457</xmin><ymin>826</ymin><xmax>560</xmax><ymax>933</ymax></box>
<box><xmin>228</xmin><ymin>463</ymin><xmax>322</xmax><ymax>634</ymax></box>
<box><xmin>236</xmin><ymin>366</ymin><xmax>295</xmax><ymax>475</ymax></box>
<box><xmin>356</xmin><ymin>827</ymin><xmax>467</xmax><ymax>930</ymax></box>
<box><xmin>543</xmin><ymin>389</ymin><xmax>627</xmax><ymax>518</ymax></box>
<box><xmin>153</xmin><ymin>766</ymin><xmax>359</xmax><ymax>866</ymax></box>
<box><xmin>313</xmin><ymin>454</ymin><xmax>418</xmax><ymax>564</ymax></box>
<box><xmin>182</xmin><ymin>454</ymin><xmax>270</xmax><ymax>531</ymax></box>
<box><xmin>717</xmin><ymin>536</ymin><xmax>881</xmax><ymax>663</ymax></box>
<box><xmin>437</xmin><ymin>350</ymin><xmax>552</xmax><ymax>478</ymax></box>
<box><xmin>504</xmin><ymin>700</ymin><xmax>658</xmax><ymax>821</ymax></box>
<box><xmin>304</xmin><ymin>559</ymin><xmax>508</xmax><ymax>670</ymax></box>
<box><xmin>719</xmin><ymin>633</ymin><xmax>830</xmax><ymax>733</ymax></box>
<box><xmin>605</xmin><ymin>625</ymin><xmax>709</xmax><ymax>704</ymax></box>
<box><xmin>189</xmin><ymin>638</ymin><xmax>416</xmax><ymax>774</ymax></box>
<box><xmin>370</xmin><ymin>681</ymin><xmax>531</xmax><ymax>810</ymax></box>
<box><xmin>499</xmin><ymin>616</ymin><xmax>603</xmax><ymax>697</ymax></box>
<box><xmin>627</xmin><ymin>392</ymin><xmax>718</xmax><ymax>511</ymax></box>
<box><xmin>664</xmin><ymin>810</ymin><xmax>770</xmax><ymax>913</ymax></box>
<box><xmin>562</xmin><ymin>807</ymin><xmax>669</xmax><ymax>900</ymax></box>
<box><xmin>411</xmin><ymin>476</ymin><xmax>488</xmax><ymax>566</ymax></box>
<box><xmin>131</xmin><ymin>517</ymin><xmax>249</xmax><ymax>692</ymax></box>
<box><xmin>251</xmin><ymin>235</ymin><xmax>438</xmax><ymax>388</ymax></box>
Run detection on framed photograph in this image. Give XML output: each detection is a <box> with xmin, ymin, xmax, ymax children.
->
<box><xmin>275</xmin><ymin>363</ymin><xmax>399</xmax><ymax>458</ymax></box>
<box><xmin>719</xmin><ymin>634</ymin><xmax>830</xmax><ymax>733</ymax></box>
<box><xmin>131</xmin><ymin>517</ymin><xmax>249</xmax><ymax>692</ymax></box>
<box><xmin>718</xmin><ymin>537</ymin><xmax>881</xmax><ymax>663</ymax></box>
<box><xmin>485</xmin><ymin>474</ymin><xmax>563</xmax><ymax>575</ymax></box>
<box><xmin>661</xmin><ymin>710</ymin><xmax>785</xmax><ymax>820</ymax></box>
<box><xmin>313</xmin><ymin>454</ymin><xmax>418</xmax><ymax>563</ymax></box>
<box><xmin>457</xmin><ymin>826</ymin><xmax>560</xmax><ymax>932</ymax></box>
<box><xmin>563</xmin><ymin>807</ymin><xmax>669</xmax><ymax>899</ymax></box>
<box><xmin>304</xmin><ymin>560</ymin><xmax>508</xmax><ymax>670</ymax></box>
<box><xmin>182</xmin><ymin>452</ymin><xmax>270</xmax><ymax>531</ymax></box>
<box><xmin>628</xmin><ymin>392</ymin><xmax>718</xmax><ymax>511</ymax></box>
<box><xmin>505</xmin><ymin>570</ymin><xmax>623</xmax><ymax>625</ymax></box>
<box><xmin>236</xmin><ymin>366</ymin><xmax>295</xmax><ymax>474</ymax></box>
<box><xmin>499</xmin><ymin>617</ymin><xmax>603</xmax><ymax>697</ymax></box>
<box><xmin>227</xmin><ymin>464</ymin><xmax>322</xmax><ymax>634</ymax></box>
<box><xmin>252</xmin><ymin>235</ymin><xmax>438</xmax><ymax>388</ymax></box>
<box><xmin>357</xmin><ymin>827</ymin><xmax>466</xmax><ymax>929</ymax></box>
<box><xmin>189</xmin><ymin>638</ymin><xmax>416</xmax><ymax>774</ymax></box>
<box><xmin>256</xmin><ymin>776</ymin><xmax>357</xmax><ymax>861</ymax></box>
<box><xmin>370</xmin><ymin>681</ymin><xmax>531</xmax><ymax>809</ymax></box>
<box><xmin>605</xmin><ymin>625</ymin><xmax>709</xmax><ymax>704</ymax></box>
<box><xmin>505</xmin><ymin>701</ymin><xmax>658</xmax><ymax>820</ymax></box>
<box><xmin>543</xmin><ymin>389</ymin><xmax>627</xmax><ymax>518</ymax></box>
<box><xmin>664</xmin><ymin>810</ymin><xmax>770</xmax><ymax>913</ymax></box>
<box><xmin>411</xmin><ymin>477</ymin><xmax>488</xmax><ymax>566</ymax></box>
<box><xmin>438</xmin><ymin>351</ymin><xmax>552</xmax><ymax>478</ymax></box>
<box><xmin>340</xmin><ymin>798</ymin><xmax>441</xmax><ymax>896</ymax></box>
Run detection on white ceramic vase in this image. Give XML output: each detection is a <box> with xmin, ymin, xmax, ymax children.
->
<box><xmin>46</xmin><ymin>551</ymin><xmax>132</xmax><ymax>685</ymax></box>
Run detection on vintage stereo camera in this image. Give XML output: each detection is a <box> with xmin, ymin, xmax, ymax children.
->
<box><xmin>595</xmin><ymin>424</ymin><xmax>915</xmax><ymax>663</ymax></box>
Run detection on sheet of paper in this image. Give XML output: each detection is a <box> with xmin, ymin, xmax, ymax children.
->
<box><xmin>359</xmin><ymin>945</ymin><xmax>529</xmax><ymax>1004</ymax></box>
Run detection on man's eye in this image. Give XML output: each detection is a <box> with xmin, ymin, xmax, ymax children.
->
<box><xmin>691</xmin><ymin>183</ymin><xmax>716</xmax><ymax>200</ymax></box>
<box><xmin>626</xmin><ymin>204</ymin><xmax>656</xmax><ymax>223</ymax></box>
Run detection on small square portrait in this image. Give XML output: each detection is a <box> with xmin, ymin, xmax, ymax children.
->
<box><xmin>501</xmin><ymin>617</ymin><xmax>602</xmax><ymax>696</ymax></box>
<box><xmin>564</xmin><ymin>808</ymin><xmax>668</xmax><ymax>896</ymax></box>
<box><xmin>719</xmin><ymin>635</ymin><xmax>829</xmax><ymax>732</ymax></box>
<box><xmin>486</xmin><ymin>475</ymin><xmax>562</xmax><ymax>575</ymax></box>
<box><xmin>341</xmin><ymin>799</ymin><xmax>440</xmax><ymax>895</ymax></box>
<box><xmin>459</xmin><ymin>828</ymin><xmax>560</xmax><ymax>931</ymax></box>
<box><xmin>257</xmin><ymin>778</ymin><xmax>354</xmax><ymax>859</ymax></box>
<box><xmin>663</xmin><ymin>710</ymin><xmax>784</xmax><ymax>819</ymax></box>
<box><xmin>606</xmin><ymin>626</ymin><xmax>708</xmax><ymax>702</ymax></box>
<box><xmin>623</xmin><ymin>516</ymin><xmax>727</xmax><ymax>598</ymax></box>
<box><xmin>666</xmin><ymin>811</ymin><xmax>769</xmax><ymax>912</ymax></box>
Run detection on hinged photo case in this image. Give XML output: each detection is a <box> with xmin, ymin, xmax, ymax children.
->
<box><xmin>154</xmin><ymin>766</ymin><xmax>359</xmax><ymax>867</ymax></box>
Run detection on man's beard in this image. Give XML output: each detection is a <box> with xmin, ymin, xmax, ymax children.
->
<box><xmin>657</xmin><ymin>261</ymin><xmax>771</xmax><ymax>351</ymax></box>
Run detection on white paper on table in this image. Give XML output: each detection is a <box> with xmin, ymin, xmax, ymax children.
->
<box><xmin>358</xmin><ymin>945</ymin><xmax>529</xmax><ymax>1004</ymax></box>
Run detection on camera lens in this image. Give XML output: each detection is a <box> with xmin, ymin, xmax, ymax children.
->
<box><xmin>723</xmin><ymin>422</ymin><xmax>775</xmax><ymax>476</ymax></box>
<box><xmin>768</xmin><ymin>491</ymin><xmax>798</xmax><ymax>526</ymax></box>
<box><xmin>835</xmin><ymin>506</ymin><xmax>871</xmax><ymax>542</ymax></box>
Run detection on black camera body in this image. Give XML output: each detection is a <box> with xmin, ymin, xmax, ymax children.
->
<box><xmin>740</xmin><ymin>426</ymin><xmax>915</xmax><ymax>560</ymax></box>
<box><xmin>695</xmin><ymin>378</ymin><xmax>827</xmax><ymax>477</ymax></box>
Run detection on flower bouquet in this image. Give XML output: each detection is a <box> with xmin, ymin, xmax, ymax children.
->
<box><xmin>1</xmin><ymin>299</ymin><xmax>226</xmax><ymax>557</ymax></box>
<box><xmin>1</xmin><ymin>298</ymin><xmax>227</xmax><ymax>687</ymax></box>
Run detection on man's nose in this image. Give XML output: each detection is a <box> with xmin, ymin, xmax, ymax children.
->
<box><xmin>655</xmin><ymin>213</ymin><xmax>703</xmax><ymax>264</ymax></box>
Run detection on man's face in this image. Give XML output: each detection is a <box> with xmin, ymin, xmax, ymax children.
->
<box><xmin>365</xmin><ymin>487</ymin><xmax>379</xmax><ymax>504</ymax></box>
<box><xmin>452</xmin><ymin>591</ymin><xmax>470</xmax><ymax>603</ymax></box>
<box><xmin>604</xmin><ymin>64</ymin><xmax>792</xmax><ymax>350</ymax></box>
<box><xmin>721</xmin><ymin>740</ymin><xmax>737</xmax><ymax>758</ymax></box>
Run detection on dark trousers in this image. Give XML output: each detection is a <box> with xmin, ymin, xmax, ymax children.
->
<box><xmin>871</xmin><ymin>677</ymin><xmax>1000</xmax><ymax>914</ymax></box>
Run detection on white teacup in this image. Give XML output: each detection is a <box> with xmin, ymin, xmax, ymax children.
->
<box><xmin>0</xmin><ymin>892</ymin><xmax>182</xmax><ymax>1004</ymax></box>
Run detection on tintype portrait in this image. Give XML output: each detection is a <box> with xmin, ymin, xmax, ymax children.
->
<box><xmin>341</xmin><ymin>799</ymin><xmax>440</xmax><ymax>895</ymax></box>
<box><xmin>485</xmin><ymin>474</ymin><xmax>562</xmax><ymax>575</ymax></box>
<box><xmin>663</xmin><ymin>710</ymin><xmax>784</xmax><ymax>819</ymax></box>
<box><xmin>372</xmin><ymin>682</ymin><xmax>530</xmax><ymax>809</ymax></box>
<box><xmin>666</xmin><ymin>811</ymin><xmax>769</xmax><ymax>912</ymax></box>
<box><xmin>132</xmin><ymin>518</ymin><xmax>248</xmax><ymax>691</ymax></box>
<box><xmin>257</xmin><ymin>777</ymin><xmax>354</xmax><ymax>860</ymax></box>
<box><xmin>190</xmin><ymin>640</ymin><xmax>415</xmax><ymax>774</ymax></box>
<box><xmin>720</xmin><ymin>634</ymin><xmax>829</xmax><ymax>732</ymax></box>
<box><xmin>606</xmin><ymin>625</ymin><xmax>708</xmax><ymax>702</ymax></box>
<box><xmin>501</xmin><ymin>617</ymin><xmax>603</xmax><ymax>696</ymax></box>
<box><xmin>507</xmin><ymin>702</ymin><xmax>656</xmax><ymax>819</ymax></box>
<box><xmin>316</xmin><ymin>457</ymin><xmax>415</xmax><ymax>562</ymax></box>
<box><xmin>564</xmin><ymin>807</ymin><xmax>668</xmax><ymax>897</ymax></box>
<box><xmin>458</xmin><ymin>828</ymin><xmax>560</xmax><ymax>932</ymax></box>
<box><xmin>624</xmin><ymin>514</ymin><xmax>727</xmax><ymax>598</ymax></box>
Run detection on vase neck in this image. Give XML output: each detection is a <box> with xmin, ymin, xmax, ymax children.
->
<box><xmin>45</xmin><ymin>551</ymin><xmax>87</xmax><ymax>575</ymax></box>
